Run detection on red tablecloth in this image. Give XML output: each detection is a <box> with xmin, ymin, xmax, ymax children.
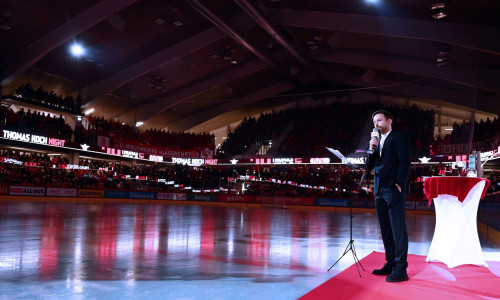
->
<box><xmin>423</xmin><ymin>177</ymin><xmax>490</xmax><ymax>206</ymax></box>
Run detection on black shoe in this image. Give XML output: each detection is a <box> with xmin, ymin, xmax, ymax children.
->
<box><xmin>372</xmin><ymin>263</ymin><xmax>394</xmax><ymax>276</ymax></box>
<box><xmin>385</xmin><ymin>267</ymin><xmax>409</xmax><ymax>282</ymax></box>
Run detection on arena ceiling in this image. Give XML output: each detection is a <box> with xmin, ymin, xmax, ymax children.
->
<box><xmin>1</xmin><ymin>0</ymin><xmax>500</xmax><ymax>134</ymax></box>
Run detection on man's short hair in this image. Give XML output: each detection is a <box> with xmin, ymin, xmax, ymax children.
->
<box><xmin>372</xmin><ymin>110</ymin><xmax>393</xmax><ymax>121</ymax></box>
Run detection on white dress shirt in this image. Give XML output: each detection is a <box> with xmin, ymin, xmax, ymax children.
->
<box><xmin>379</xmin><ymin>130</ymin><xmax>391</xmax><ymax>155</ymax></box>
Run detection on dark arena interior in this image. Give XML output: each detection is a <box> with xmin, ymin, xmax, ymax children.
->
<box><xmin>1</xmin><ymin>1</ymin><xmax>500</xmax><ymax>299</ymax></box>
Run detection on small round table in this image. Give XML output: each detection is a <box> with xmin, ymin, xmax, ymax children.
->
<box><xmin>423</xmin><ymin>176</ymin><xmax>490</xmax><ymax>268</ymax></box>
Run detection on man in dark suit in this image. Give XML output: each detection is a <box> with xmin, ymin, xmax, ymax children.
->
<box><xmin>366</xmin><ymin>110</ymin><xmax>411</xmax><ymax>282</ymax></box>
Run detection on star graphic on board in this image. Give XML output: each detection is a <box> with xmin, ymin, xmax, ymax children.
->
<box><xmin>418</xmin><ymin>156</ymin><xmax>431</xmax><ymax>163</ymax></box>
<box><xmin>230</xmin><ymin>159</ymin><xmax>238</xmax><ymax>164</ymax></box>
<box><xmin>81</xmin><ymin>144</ymin><xmax>90</xmax><ymax>151</ymax></box>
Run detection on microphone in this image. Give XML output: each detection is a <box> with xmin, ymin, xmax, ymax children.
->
<box><xmin>369</xmin><ymin>128</ymin><xmax>379</xmax><ymax>152</ymax></box>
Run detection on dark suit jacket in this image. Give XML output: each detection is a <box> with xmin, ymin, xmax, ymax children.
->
<box><xmin>366</xmin><ymin>131</ymin><xmax>411</xmax><ymax>195</ymax></box>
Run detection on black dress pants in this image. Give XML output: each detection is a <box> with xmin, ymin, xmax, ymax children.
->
<box><xmin>375</xmin><ymin>189</ymin><xmax>408</xmax><ymax>268</ymax></box>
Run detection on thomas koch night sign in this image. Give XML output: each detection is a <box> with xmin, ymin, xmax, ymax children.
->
<box><xmin>2</xmin><ymin>130</ymin><xmax>66</xmax><ymax>147</ymax></box>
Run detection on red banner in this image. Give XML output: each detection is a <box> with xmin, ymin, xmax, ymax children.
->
<box><xmin>217</xmin><ymin>194</ymin><xmax>255</xmax><ymax>203</ymax></box>
<box><xmin>113</xmin><ymin>139</ymin><xmax>199</xmax><ymax>158</ymax></box>
<box><xmin>9</xmin><ymin>186</ymin><xmax>46</xmax><ymax>196</ymax></box>
<box><xmin>157</xmin><ymin>192</ymin><xmax>187</xmax><ymax>200</ymax></box>
<box><xmin>46</xmin><ymin>188</ymin><xmax>77</xmax><ymax>197</ymax></box>
<box><xmin>255</xmin><ymin>196</ymin><xmax>315</xmax><ymax>206</ymax></box>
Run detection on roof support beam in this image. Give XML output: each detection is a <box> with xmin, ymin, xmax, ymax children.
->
<box><xmin>168</xmin><ymin>81</ymin><xmax>295</xmax><ymax>132</ymax></box>
<box><xmin>116</xmin><ymin>57</ymin><xmax>269</xmax><ymax>126</ymax></box>
<box><xmin>78</xmin><ymin>13</ymin><xmax>255</xmax><ymax>107</ymax></box>
<box><xmin>314</xmin><ymin>49</ymin><xmax>500</xmax><ymax>94</ymax></box>
<box><xmin>272</xmin><ymin>8</ymin><xmax>500</xmax><ymax>55</ymax></box>
<box><xmin>328</xmin><ymin>73</ymin><xmax>498</xmax><ymax>114</ymax></box>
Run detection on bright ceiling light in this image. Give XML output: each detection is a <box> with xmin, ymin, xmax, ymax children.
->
<box><xmin>431</xmin><ymin>2</ymin><xmax>445</xmax><ymax>10</ymax></box>
<box><xmin>84</xmin><ymin>107</ymin><xmax>94</xmax><ymax>115</ymax></box>
<box><xmin>136</xmin><ymin>121</ymin><xmax>144</xmax><ymax>127</ymax></box>
<box><xmin>70</xmin><ymin>43</ymin><xmax>85</xmax><ymax>57</ymax></box>
<box><xmin>432</xmin><ymin>12</ymin><xmax>447</xmax><ymax>19</ymax></box>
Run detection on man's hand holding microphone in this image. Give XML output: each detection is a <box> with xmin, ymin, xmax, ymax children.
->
<box><xmin>369</xmin><ymin>128</ymin><xmax>379</xmax><ymax>153</ymax></box>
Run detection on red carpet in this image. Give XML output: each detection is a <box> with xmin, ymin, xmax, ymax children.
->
<box><xmin>300</xmin><ymin>251</ymin><xmax>500</xmax><ymax>300</ymax></box>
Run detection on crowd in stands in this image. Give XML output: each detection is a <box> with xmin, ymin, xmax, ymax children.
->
<box><xmin>389</xmin><ymin>104</ymin><xmax>435</xmax><ymax>156</ymax></box>
<box><xmin>217</xmin><ymin>110</ymin><xmax>293</xmax><ymax>158</ymax></box>
<box><xmin>0</xmin><ymin>149</ymin><xmax>365</xmax><ymax>197</ymax></box>
<box><xmin>242</xmin><ymin>164</ymin><xmax>366</xmax><ymax>197</ymax></box>
<box><xmin>218</xmin><ymin>102</ymin><xmax>435</xmax><ymax>158</ymax></box>
<box><xmin>0</xmin><ymin>106</ymin><xmax>73</xmax><ymax>141</ymax></box>
<box><xmin>431</xmin><ymin>117</ymin><xmax>500</xmax><ymax>155</ymax></box>
<box><xmin>486</xmin><ymin>169</ymin><xmax>500</xmax><ymax>194</ymax></box>
<box><xmin>1</xmin><ymin>98</ymin><xmax>215</xmax><ymax>152</ymax></box>
<box><xmin>13</xmin><ymin>83</ymin><xmax>82</xmax><ymax>114</ymax></box>
<box><xmin>8</xmin><ymin>82</ymin><xmax>500</xmax><ymax>159</ymax></box>
<box><xmin>0</xmin><ymin>149</ymin><xmax>126</xmax><ymax>189</ymax></box>
<box><xmin>279</xmin><ymin>102</ymin><xmax>371</xmax><ymax>157</ymax></box>
<box><xmin>80</xmin><ymin>115</ymin><xmax>214</xmax><ymax>150</ymax></box>
<box><xmin>6</xmin><ymin>83</ymin><xmax>446</xmax><ymax>160</ymax></box>
<box><xmin>3</xmin><ymin>83</ymin><xmax>214</xmax><ymax>152</ymax></box>
<box><xmin>2</xmin><ymin>83</ymin><xmax>499</xmax><ymax>198</ymax></box>
<box><xmin>2</xmin><ymin>147</ymin><xmax>500</xmax><ymax>199</ymax></box>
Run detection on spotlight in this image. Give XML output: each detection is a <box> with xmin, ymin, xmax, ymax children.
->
<box><xmin>436</xmin><ymin>44</ymin><xmax>451</xmax><ymax>67</ymax></box>
<box><xmin>432</xmin><ymin>12</ymin><xmax>447</xmax><ymax>19</ymax></box>
<box><xmin>136</xmin><ymin>121</ymin><xmax>144</xmax><ymax>127</ymax></box>
<box><xmin>70</xmin><ymin>43</ymin><xmax>85</xmax><ymax>57</ymax></box>
<box><xmin>171</xmin><ymin>20</ymin><xmax>183</xmax><ymax>27</ymax></box>
<box><xmin>431</xmin><ymin>2</ymin><xmax>445</xmax><ymax>10</ymax></box>
<box><xmin>84</xmin><ymin>107</ymin><xmax>94</xmax><ymax>115</ymax></box>
<box><xmin>154</xmin><ymin>18</ymin><xmax>166</xmax><ymax>24</ymax></box>
<box><xmin>431</xmin><ymin>1</ymin><xmax>447</xmax><ymax>20</ymax></box>
<box><xmin>436</xmin><ymin>58</ymin><xmax>450</xmax><ymax>67</ymax></box>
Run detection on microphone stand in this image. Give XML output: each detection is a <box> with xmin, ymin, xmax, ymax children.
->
<box><xmin>328</xmin><ymin>172</ymin><xmax>366</xmax><ymax>277</ymax></box>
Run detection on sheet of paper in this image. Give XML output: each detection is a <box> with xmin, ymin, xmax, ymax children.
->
<box><xmin>326</xmin><ymin>147</ymin><xmax>347</xmax><ymax>162</ymax></box>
